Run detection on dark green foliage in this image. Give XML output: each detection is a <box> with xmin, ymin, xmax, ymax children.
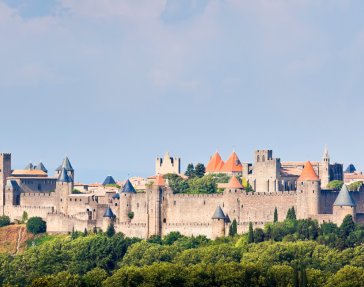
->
<box><xmin>163</xmin><ymin>232</ymin><xmax>184</xmax><ymax>245</ymax></box>
<box><xmin>106</xmin><ymin>223</ymin><xmax>115</xmax><ymax>238</ymax></box>
<box><xmin>185</xmin><ymin>163</ymin><xmax>195</xmax><ymax>178</ymax></box>
<box><xmin>327</xmin><ymin>180</ymin><xmax>344</xmax><ymax>191</ymax></box>
<box><xmin>21</xmin><ymin>211</ymin><xmax>28</xmax><ymax>224</ymax></box>
<box><xmin>0</xmin><ymin>216</ymin><xmax>10</xmax><ymax>227</ymax></box>
<box><xmin>229</xmin><ymin>219</ymin><xmax>238</xmax><ymax>236</ymax></box>
<box><xmin>128</xmin><ymin>211</ymin><xmax>134</xmax><ymax>219</ymax></box>
<box><xmin>348</xmin><ymin>181</ymin><xmax>363</xmax><ymax>191</ymax></box>
<box><xmin>253</xmin><ymin>228</ymin><xmax>265</xmax><ymax>243</ymax></box>
<box><xmin>248</xmin><ymin>222</ymin><xmax>254</xmax><ymax>243</ymax></box>
<box><xmin>286</xmin><ymin>207</ymin><xmax>297</xmax><ymax>221</ymax></box>
<box><xmin>72</xmin><ymin>189</ymin><xmax>82</xmax><ymax>194</ymax></box>
<box><xmin>274</xmin><ymin>207</ymin><xmax>278</xmax><ymax>223</ymax></box>
<box><xmin>26</xmin><ymin>217</ymin><xmax>46</xmax><ymax>234</ymax></box>
<box><xmin>84</xmin><ymin>228</ymin><xmax>88</xmax><ymax>236</ymax></box>
<box><xmin>194</xmin><ymin>163</ymin><xmax>206</xmax><ymax>178</ymax></box>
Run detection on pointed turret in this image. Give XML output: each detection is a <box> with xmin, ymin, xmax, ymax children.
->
<box><xmin>227</xmin><ymin>176</ymin><xmax>243</xmax><ymax>189</ymax></box>
<box><xmin>221</xmin><ymin>152</ymin><xmax>242</xmax><ymax>173</ymax></box>
<box><xmin>212</xmin><ymin>206</ymin><xmax>226</xmax><ymax>220</ymax></box>
<box><xmin>103</xmin><ymin>175</ymin><xmax>116</xmax><ymax>186</ymax></box>
<box><xmin>34</xmin><ymin>161</ymin><xmax>48</xmax><ymax>173</ymax></box>
<box><xmin>103</xmin><ymin>206</ymin><xmax>115</xmax><ymax>218</ymax></box>
<box><xmin>155</xmin><ymin>174</ymin><xmax>165</xmax><ymax>186</ymax></box>
<box><xmin>206</xmin><ymin>152</ymin><xmax>224</xmax><ymax>173</ymax></box>
<box><xmin>56</xmin><ymin>157</ymin><xmax>74</xmax><ymax>172</ymax></box>
<box><xmin>345</xmin><ymin>164</ymin><xmax>357</xmax><ymax>173</ymax></box>
<box><xmin>58</xmin><ymin>168</ymin><xmax>72</xmax><ymax>182</ymax></box>
<box><xmin>121</xmin><ymin>179</ymin><xmax>136</xmax><ymax>193</ymax></box>
<box><xmin>24</xmin><ymin>162</ymin><xmax>34</xmax><ymax>170</ymax></box>
<box><xmin>298</xmin><ymin>161</ymin><xmax>319</xmax><ymax>181</ymax></box>
<box><xmin>334</xmin><ymin>184</ymin><xmax>356</xmax><ymax>207</ymax></box>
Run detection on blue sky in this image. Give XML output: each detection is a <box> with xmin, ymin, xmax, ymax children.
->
<box><xmin>1</xmin><ymin>0</ymin><xmax>364</xmax><ymax>182</ymax></box>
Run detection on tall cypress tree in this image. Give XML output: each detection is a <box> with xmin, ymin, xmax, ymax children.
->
<box><xmin>229</xmin><ymin>219</ymin><xmax>238</xmax><ymax>236</ymax></box>
<box><xmin>248</xmin><ymin>222</ymin><xmax>254</xmax><ymax>243</ymax></box>
<box><xmin>274</xmin><ymin>207</ymin><xmax>278</xmax><ymax>223</ymax></box>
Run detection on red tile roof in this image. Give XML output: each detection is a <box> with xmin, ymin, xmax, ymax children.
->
<box><xmin>221</xmin><ymin>152</ymin><xmax>242</xmax><ymax>173</ymax></box>
<box><xmin>155</xmin><ymin>174</ymin><xmax>165</xmax><ymax>186</ymax></box>
<box><xmin>206</xmin><ymin>152</ymin><xmax>224</xmax><ymax>173</ymax></box>
<box><xmin>227</xmin><ymin>176</ymin><xmax>243</xmax><ymax>189</ymax></box>
<box><xmin>297</xmin><ymin>161</ymin><xmax>319</xmax><ymax>181</ymax></box>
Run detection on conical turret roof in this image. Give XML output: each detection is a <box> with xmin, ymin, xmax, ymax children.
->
<box><xmin>155</xmin><ymin>174</ymin><xmax>165</xmax><ymax>186</ymax></box>
<box><xmin>103</xmin><ymin>206</ymin><xmax>114</xmax><ymax>218</ymax></box>
<box><xmin>298</xmin><ymin>161</ymin><xmax>319</xmax><ymax>181</ymax></box>
<box><xmin>121</xmin><ymin>179</ymin><xmax>136</xmax><ymax>193</ymax></box>
<box><xmin>221</xmin><ymin>152</ymin><xmax>242</xmax><ymax>173</ymax></box>
<box><xmin>206</xmin><ymin>152</ymin><xmax>224</xmax><ymax>173</ymax></box>
<box><xmin>103</xmin><ymin>175</ymin><xmax>116</xmax><ymax>186</ymax></box>
<box><xmin>345</xmin><ymin>164</ymin><xmax>357</xmax><ymax>173</ymax></box>
<box><xmin>35</xmin><ymin>161</ymin><xmax>48</xmax><ymax>173</ymax></box>
<box><xmin>227</xmin><ymin>176</ymin><xmax>243</xmax><ymax>189</ymax></box>
<box><xmin>334</xmin><ymin>184</ymin><xmax>356</xmax><ymax>207</ymax></box>
<box><xmin>212</xmin><ymin>206</ymin><xmax>226</xmax><ymax>219</ymax></box>
<box><xmin>56</xmin><ymin>157</ymin><xmax>74</xmax><ymax>171</ymax></box>
<box><xmin>58</xmin><ymin>168</ymin><xmax>72</xmax><ymax>183</ymax></box>
<box><xmin>24</xmin><ymin>162</ymin><xmax>34</xmax><ymax>170</ymax></box>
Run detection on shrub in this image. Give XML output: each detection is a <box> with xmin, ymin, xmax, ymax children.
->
<box><xmin>0</xmin><ymin>216</ymin><xmax>10</xmax><ymax>227</ymax></box>
<box><xmin>128</xmin><ymin>212</ymin><xmax>134</xmax><ymax>220</ymax></box>
<box><xmin>26</xmin><ymin>217</ymin><xmax>46</xmax><ymax>234</ymax></box>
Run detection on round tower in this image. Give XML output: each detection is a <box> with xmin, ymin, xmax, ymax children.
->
<box><xmin>103</xmin><ymin>206</ymin><xmax>115</xmax><ymax>231</ymax></box>
<box><xmin>211</xmin><ymin>206</ymin><xmax>226</xmax><ymax>239</ymax></box>
<box><xmin>119</xmin><ymin>179</ymin><xmax>136</xmax><ymax>223</ymax></box>
<box><xmin>57</xmin><ymin>167</ymin><xmax>74</xmax><ymax>214</ymax></box>
<box><xmin>296</xmin><ymin>161</ymin><xmax>321</xmax><ymax>218</ymax></box>
<box><xmin>333</xmin><ymin>184</ymin><xmax>356</xmax><ymax>225</ymax></box>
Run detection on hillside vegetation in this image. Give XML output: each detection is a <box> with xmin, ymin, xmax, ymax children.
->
<box><xmin>1</xmin><ymin>215</ymin><xmax>364</xmax><ymax>286</ymax></box>
<box><xmin>0</xmin><ymin>224</ymin><xmax>34</xmax><ymax>254</ymax></box>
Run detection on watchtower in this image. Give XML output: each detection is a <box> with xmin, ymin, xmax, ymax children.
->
<box><xmin>0</xmin><ymin>153</ymin><xmax>11</xmax><ymax>214</ymax></box>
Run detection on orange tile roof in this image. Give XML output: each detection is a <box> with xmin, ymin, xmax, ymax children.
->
<box><xmin>221</xmin><ymin>152</ymin><xmax>242</xmax><ymax>173</ymax></box>
<box><xmin>297</xmin><ymin>161</ymin><xmax>319</xmax><ymax>181</ymax></box>
<box><xmin>227</xmin><ymin>176</ymin><xmax>243</xmax><ymax>189</ymax></box>
<box><xmin>215</xmin><ymin>160</ymin><xmax>225</xmax><ymax>172</ymax></box>
<box><xmin>206</xmin><ymin>152</ymin><xmax>224</xmax><ymax>173</ymax></box>
<box><xmin>155</xmin><ymin>174</ymin><xmax>165</xmax><ymax>186</ymax></box>
<box><xmin>11</xmin><ymin>170</ymin><xmax>47</xmax><ymax>176</ymax></box>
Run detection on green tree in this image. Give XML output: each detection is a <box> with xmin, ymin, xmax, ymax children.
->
<box><xmin>194</xmin><ymin>163</ymin><xmax>206</xmax><ymax>178</ymax></box>
<box><xmin>26</xmin><ymin>217</ymin><xmax>46</xmax><ymax>234</ymax></box>
<box><xmin>83</xmin><ymin>228</ymin><xmax>88</xmax><ymax>236</ymax></box>
<box><xmin>327</xmin><ymin>180</ymin><xmax>344</xmax><ymax>191</ymax></box>
<box><xmin>106</xmin><ymin>222</ymin><xmax>115</xmax><ymax>238</ymax></box>
<box><xmin>325</xmin><ymin>265</ymin><xmax>364</xmax><ymax>287</ymax></box>
<box><xmin>348</xmin><ymin>181</ymin><xmax>363</xmax><ymax>191</ymax></box>
<box><xmin>229</xmin><ymin>219</ymin><xmax>238</xmax><ymax>236</ymax></box>
<box><xmin>254</xmin><ymin>228</ymin><xmax>265</xmax><ymax>243</ymax></box>
<box><xmin>185</xmin><ymin>164</ymin><xmax>195</xmax><ymax>178</ymax></box>
<box><xmin>0</xmin><ymin>216</ymin><xmax>10</xmax><ymax>227</ymax></box>
<box><xmin>248</xmin><ymin>222</ymin><xmax>254</xmax><ymax>243</ymax></box>
<box><xmin>82</xmin><ymin>267</ymin><xmax>108</xmax><ymax>287</ymax></box>
<box><xmin>21</xmin><ymin>211</ymin><xmax>28</xmax><ymax>223</ymax></box>
<box><xmin>274</xmin><ymin>207</ymin><xmax>278</xmax><ymax>223</ymax></box>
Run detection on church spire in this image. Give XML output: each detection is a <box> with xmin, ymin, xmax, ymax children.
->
<box><xmin>322</xmin><ymin>145</ymin><xmax>330</xmax><ymax>163</ymax></box>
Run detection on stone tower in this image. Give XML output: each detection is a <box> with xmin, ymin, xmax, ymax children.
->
<box><xmin>155</xmin><ymin>152</ymin><xmax>181</xmax><ymax>175</ymax></box>
<box><xmin>147</xmin><ymin>174</ymin><xmax>164</xmax><ymax>237</ymax></box>
<box><xmin>250</xmin><ymin>150</ymin><xmax>280</xmax><ymax>192</ymax></box>
<box><xmin>0</xmin><ymin>153</ymin><xmax>11</xmax><ymax>215</ymax></box>
<box><xmin>103</xmin><ymin>206</ymin><xmax>115</xmax><ymax>232</ymax></box>
<box><xmin>211</xmin><ymin>206</ymin><xmax>226</xmax><ymax>239</ymax></box>
<box><xmin>333</xmin><ymin>184</ymin><xmax>356</xmax><ymax>225</ymax></box>
<box><xmin>296</xmin><ymin>161</ymin><xmax>321</xmax><ymax>219</ymax></box>
<box><xmin>119</xmin><ymin>179</ymin><xmax>136</xmax><ymax>223</ymax></box>
<box><xmin>57</xmin><ymin>167</ymin><xmax>73</xmax><ymax>214</ymax></box>
<box><xmin>319</xmin><ymin>145</ymin><xmax>330</xmax><ymax>188</ymax></box>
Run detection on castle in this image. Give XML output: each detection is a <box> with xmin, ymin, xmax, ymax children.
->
<box><xmin>0</xmin><ymin>148</ymin><xmax>361</xmax><ymax>239</ymax></box>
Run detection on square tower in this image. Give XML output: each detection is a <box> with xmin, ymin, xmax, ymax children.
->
<box><xmin>0</xmin><ymin>153</ymin><xmax>11</xmax><ymax>214</ymax></box>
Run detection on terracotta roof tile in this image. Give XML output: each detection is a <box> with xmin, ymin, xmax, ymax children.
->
<box><xmin>206</xmin><ymin>152</ymin><xmax>224</xmax><ymax>173</ymax></box>
<box><xmin>227</xmin><ymin>176</ymin><xmax>243</xmax><ymax>189</ymax></box>
<box><xmin>221</xmin><ymin>152</ymin><xmax>242</xmax><ymax>173</ymax></box>
<box><xmin>155</xmin><ymin>174</ymin><xmax>165</xmax><ymax>186</ymax></box>
<box><xmin>297</xmin><ymin>161</ymin><xmax>319</xmax><ymax>181</ymax></box>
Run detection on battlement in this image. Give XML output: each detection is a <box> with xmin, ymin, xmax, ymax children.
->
<box><xmin>13</xmin><ymin>205</ymin><xmax>54</xmax><ymax>210</ymax></box>
<box><xmin>21</xmin><ymin>192</ymin><xmax>56</xmax><ymax>197</ymax></box>
<box><xmin>171</xmin><ymin>193</ymin><xmax>224</xmax><ymax>198</ymax></box>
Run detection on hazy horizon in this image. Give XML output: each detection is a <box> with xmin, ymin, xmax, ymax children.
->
<box><xmin>1</xmin><ymin>0</ymin><xmax>364</xmax><ymax>182</ymax></box>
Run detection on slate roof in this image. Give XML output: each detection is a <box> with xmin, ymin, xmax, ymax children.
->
<box><xmin>56</xmin><ymin>157</ymin><xmax>74</xmax><ymax>171</ymax></box>
<box><xmin>103</xmin><ymin>206</ymin><xmax>115</xmax><ymax>218</ymax></box>
<box><xmin>103</xmin><ymin>175</ymin><xmax>116</xmax><ymax>186</ymax></box>
<box><xmin>112</xmin><ymin>193</ymin><xmax>120</xmax><ymax>199</ymax></box>
<box><xmin>212</xmin><ymin>206</ymin><xmax>226</xmax><ymax>219</ymax></box>
<box><xmin>34</xmin><ymin>161</ymin><xmax>48</xmax><ymax>173</ymax></box>
<box><xmin>297</xmin><ymin>161</ymin><xmax>319</xmax><ymax>181</ymax></box>
<box><xmin>121</xmin><ymin>179</ymin><xmax>136</xmax><ymax>193</ymax></box>
<box><xmin>334</xmin><ymin>184</ymin><xmax>356</xmax><ymax>207</ymax></box>
<box><xmin>24</xmin><ymin>163</ymin><xmax>34</xmax><ymax>170</ymax></box>
<box><xmin>345</xmin><ymin>164</ymin><xmax>357</xmax><ymax>173</ymax></box>
<box><xmin>58</xmin><ymin>168</ymin><xmax>72</xmax><ymax>183</ymax></box>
